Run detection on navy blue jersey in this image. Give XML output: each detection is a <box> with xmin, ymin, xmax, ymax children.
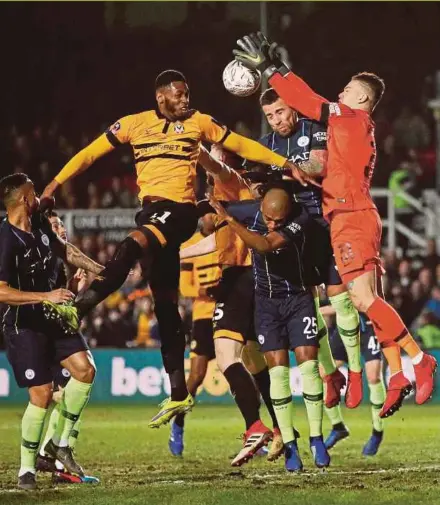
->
<box><xmin>225</xmin><ymin>200</ymin><xmax>308</xmax><ymax>298</ymax></box>
<box><xmin>259</xmin><ymin>118</ymin><xmax>327</xmax><ymax>216</ymax></box>
<box><xmin>0</xmin><ymin>212</ymin><xmax>60</xmax><ymax>331</ymax></box>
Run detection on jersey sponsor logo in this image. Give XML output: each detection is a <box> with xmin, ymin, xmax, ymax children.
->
<box><xmin>286</xmin><ymin>222</ymin><xmax>302</xmax><ymax>234</ymax></box>
<box><xmin>25</xmin><ymin>369</ymin><xmax>35</xmax><ymax>380</ymax></box>
<box><xmin>109</xmin><ymin>121</ymin><xmax>121</xmax><ymax>134</ymax></box>
<box><xmin>328</xmin><ymin>103</ymin><xmax>342</xmax><ymax>116</ymax></box>
<box><xmin>41</xmin><ymin>234</ymin><xmax>50</xmax><ymax>246</ymax></box>
<box><xmin>258</xmin><ymin>334</ymin><xmax>265</xmax><ymax>345</ymax></box>
<box><xmin>289</xmin><ymin>152</ymin><xmax>310</xmax><ymax>165</ymax></box>
<box><xmin>174</xmin><ymin>122</ymin><xmax>185</xmax><ymax>134</ymax></box>
<box><xmin>313</xmin><ymin>131</ymin><xmax>327</xmax><ymax>142</ymax></box>
<box><xmin>297</xmin><ymin>135</ymin><xmax>310</xmax><ymax>147</ymax></box>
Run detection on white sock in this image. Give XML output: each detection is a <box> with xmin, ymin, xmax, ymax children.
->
<box><xmin>412</xmin><ymin>352</ymin><xmax>424</xmax><ymax>365</ymax></box>
<box><xmin>18</xmin><ymin>467</ymin><xmax>35</xmax><ymax>477</ymax></box>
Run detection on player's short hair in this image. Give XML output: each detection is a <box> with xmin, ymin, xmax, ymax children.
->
<box><xmin>0</xmin><ymin>173</ymin><xmax>32</xmax><ymax>206</ymax></box>
<box><xmin>259</xmin><ymin>88</ymin><xmax>280</xmax><ymax>107</ymax></box>
<box><xmin>49</xmin><ymin>210</ymin><xmax>59</xmax><ymax>218</ymax></box>
<box><xmin>155</xmin><ymin>70</ymin><xmax>187</xmax><ymax>90</ymax></box>
<box><xmin>352</xmin><ymin>72</ymin><xmax>385</xmax><ymax>109</ymax></box>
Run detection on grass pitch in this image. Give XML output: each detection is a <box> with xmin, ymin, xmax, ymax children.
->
<box><xmin>0</xmin><ymin>404</ymin><xmax>439</xmax><ymax>505</ymax></box>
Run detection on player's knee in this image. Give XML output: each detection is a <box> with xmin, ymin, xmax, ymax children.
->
<box><xmin>29</xmin><ymin>384</ymin><xmax>53</xmax><ymax>409</ymax></box>
<box><xmin>70</xmin><ymin>360</ymin><xmax>96</xmax><ymax>384</ymax></box>
<box><xmin>296</xmin><ymin>346</ymin><xmax>318</xmax><ymax>364</ymax></box>
<box><xmin>329</xmin><ymin>291</ymin><xmax>356</xmax><ymax>315</ymax></box>
<box><xmin>215</xmin><ymin>339</ymin><xmax>241</xmax><ymax>374</ymax></box>
<box><xmin>366</xmin><ymin>365</ymin><xmax>381</xmax><ymax>385</ymax></box>
<box><xmin>242</xmin><ymin>341</ymin><xmax>266</xmax><ymax>375</ymax></box>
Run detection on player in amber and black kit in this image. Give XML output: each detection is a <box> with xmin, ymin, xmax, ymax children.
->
<box><xmin>234</xmin><ymin>31</ymin><xmax>437</xmax><ymax>418</ymax></box>
<box><xmin>40</xmin><ymin>69</ymin><xmax>305</xmax><ymax>428</ymax></box>
<box><xmin>0</xmin><ymin>174</ymin><xmax>102</xmax><ymax>490</ymax></box>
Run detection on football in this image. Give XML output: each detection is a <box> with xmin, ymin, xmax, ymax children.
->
<box><xmin>222</xmin><ymin>60</ymin><xmax>261</xmax><ymax>97</ymax></box>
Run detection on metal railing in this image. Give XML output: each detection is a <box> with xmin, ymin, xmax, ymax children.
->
<box><xmin>372</xmin><ymin>188</ymin><xmax>440</xmax><ymax>251</ymax></box>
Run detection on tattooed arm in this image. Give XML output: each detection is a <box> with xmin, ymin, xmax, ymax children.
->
<box><xmin>65</xmin><ymin>242</ymin><xmax>104</xmax><ymax>275</ymax></box>
<box><xmin>51</xmin><ymin>238</ymin><xmax>104</xmax><ymax>276</ymax></box>
<box><xmin>298</xmin><ymin>149</ymin><xmax>328</xmax><ymax>176</ymax></box>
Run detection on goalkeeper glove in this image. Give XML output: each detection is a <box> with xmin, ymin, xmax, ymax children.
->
<box><xmin>233</xmin><ymin>32</ymin><xmax>290</xmax><ymax>79</ymax></box>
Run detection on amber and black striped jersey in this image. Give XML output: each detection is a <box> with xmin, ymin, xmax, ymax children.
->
<box><xmin>212</xmin><ymin>171</ymin><xmax>252</xmax><ymax>268</ymax></box>
<box><xmin>105</xmin><ymin>110</ymin><xmax>230</xmax><ymax>204</ymax></box>
<box><xmin>180</xmin><ymin>232</ymin><xmax>221</xmax><ymax>321</ymax></box>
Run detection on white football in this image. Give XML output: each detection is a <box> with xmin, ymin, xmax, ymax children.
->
<box><xmin>222</xmin><ymin>60</ymin><xmax>261</xmax><ymax>97</ymax></box>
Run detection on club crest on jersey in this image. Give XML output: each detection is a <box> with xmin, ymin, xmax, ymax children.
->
<box><xmin>41</xmin><ymin>234</ymin><xmax>50</xmax><ymax>246</ymax></box>
<box><xmin>62</xmin><ymin>368</ymin><xmax>71</xmax><ymax>378</ymax></box>
<box><xmin>109</xmin><ymin>121</ymin><xmax>121</xmax><ymax>135</ymax></box>
<box><xmin>25</xmin><ymin>369</ymin><xmax>35</xmax><ymax>380</ymax></box>
<box><xmin>174</xmin><ymin>122</ymin><xmax>185</xmax><ymax>134</ymax></box>
<box><xmin>258</xmin><ymin>334</ymin><xmax>265</xmax><ymax>345</ymax></box>
<box><xmin>297</xmin><ymin>136</ymin><xmax>310</xmax><ymax>147</ymax></box>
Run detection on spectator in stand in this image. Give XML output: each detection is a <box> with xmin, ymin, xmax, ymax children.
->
<box><xmin>392</xmin><ymin>105</ymin><xmax>431</xmax><ymax>152</ymax></box>
<box><xmin>420</xmin><ymin>239</ymin><xmax>440</xmax><ymax>275</ymax></box>
<box><xmin>132</xmin><ymin>297</ymin><xmax>160</xmax><ymax>348</ymax></box>
<box><xmin>101</xmin><ymin>176</ymin><xmax>135</xmax><ymax>208</ymax></box>
<box><xmin>87</xmin><ymin>182</ymin><xmax>101</xmax><ymax>209</ymax></box>
<box><xmin>417</xmin><ymin>312</ymin><xmax>440</xmax><ymax>349</ymax></box>
<box><xmin>389</xmin><ymin>284</ymin><xmax>412</xmax><ymax>328</ymax></box>
<box><xmin>407</xmin><ymin>280</ymin><xmax>430</xmax><ymax>327</ymax></box>
<box><xmin>382</xmin><ymin>250</ymin><xmax>399</xmax><ymax>283</ymax></box>
<box><xmin>419</xmin><ymin>267</ymin><xmax>435</xmax><ymax>296</ymax></box>
<box><xmin>423</xmin><ymin>286</ymin><xmax>440</xmax><ymax>320</ymax></box>
<box><xmin>397</xmin><ymin>258</ymin><xmax>413</xmax><ymax>289</ymax></box>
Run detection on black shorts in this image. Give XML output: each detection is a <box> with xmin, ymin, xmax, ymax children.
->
<box><xmin>135</xmin><ymin>199</ymin><xmax>198</xmax><ymax>250</ymax></box>
<box><xmin>190</xmin><ymin>318</ymin><xmax>215</xmax><ymax>360</ymax></box>
<box><xmin>212</xmin><ymin>266</ymin><xmax>256</xmax><ymax>344</ymax></box>
<box><xmin>3</xmin><ymin>326</ymin><xmax>88</xmax><ymax>388</ymax></box>
<box><xmin>52</xmin><ymin>365</ymin><xmax>71</xmax><ymax>389</ymax></box>
<box><xmin>330</xmin><ymin>321</ymin><xmax>382</xmax><ymax>363</ymax></box>
<box><xmin>135</xmin><ymin>200</ymin><xmax>198</xmax><ymax>292</ymax></box>
<box><xmin>304</xmin><ymin>216</ymin><xmax>342</xmax><ymax>287</ymax></box>
<box><xmin>254</xmin><ymin>290</ymin><xmax>319</xmax><ymax>352</ymax></box>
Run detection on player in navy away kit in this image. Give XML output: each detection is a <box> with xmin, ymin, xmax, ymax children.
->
<box><xmin>256</xmin><ymin>88</ymin><xmax>364</xmax><ymax>412</ymax></box>
<box><xmin>208</xmin><ymin>185</ymin><xmax>330</xmax><ymax>472</ymax></box>
<box><xmin>35</xmin><ymin>212</ymin><xmax>99</xmax><ymax>484</ymax></box>
<box><xmin>0</xmin><ymin>174</ymin><xmax>102</xmax><ymax>490</ymax></box>
<box><xmin>323</xmin><ymin>312</ymin><xmax>386</xmax><ymax>456</ymax></box>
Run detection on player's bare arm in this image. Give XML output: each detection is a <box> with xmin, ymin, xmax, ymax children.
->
<box><xmin>41</xmin><ymin>134</ymin><xmax>115</xmax><ymax>199</ymax></box>
<box><xmin>0</xmin><ymin>280</ymin><xmax>74</xmax><ymax>305</ymax></box>
<box><xmin>297</xmin><ymin>149</ymin><xmax>328</xmax><ymax>177</ymax></box>
<box><xmin>180</xmin><ymin>233</ymin><xmax>217</xmax><ymax>259</ymax></box>
<box><xmin>50</xmin><ymin>238</ymin><xmax>104</xmax><ymax>276</ymax></box>
<box><xmin>207</xmin><ymin>194</ymin><xmax>286</xmax><ymax>254</ymax></box>
<box><xmin>198</xmin><ymin>146</ymin><xmax>247</xmax><ymax>187</ymax></box>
